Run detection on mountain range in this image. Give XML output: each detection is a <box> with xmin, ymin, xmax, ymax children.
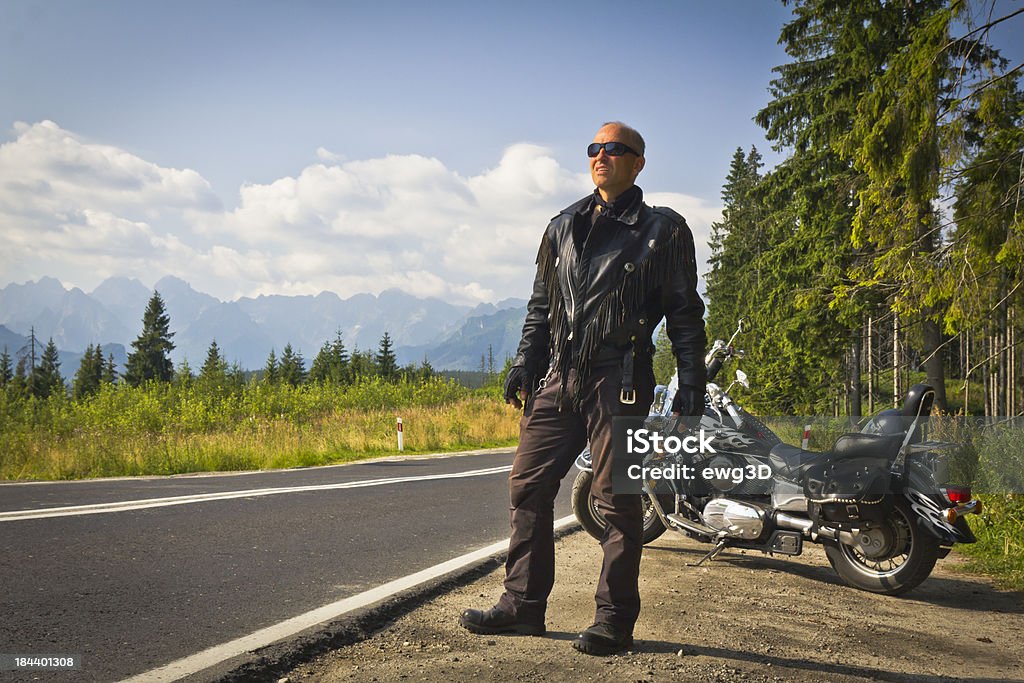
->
<box><xmin>0</xmin><ymin>277</ymin><xmax>527</xmax><ymax>377</ymax></box>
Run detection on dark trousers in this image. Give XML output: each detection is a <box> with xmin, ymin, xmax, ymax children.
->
<box><xmin>496</xmin><ymin>363</ymin><xmax>654</xmax><ymax>631</ymax></box>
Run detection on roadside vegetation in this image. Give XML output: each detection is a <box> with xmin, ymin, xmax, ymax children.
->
<box><xmin>0</xmin><ymin>292</ymin><xmax>518</xmax><ymax>480</ymax></box>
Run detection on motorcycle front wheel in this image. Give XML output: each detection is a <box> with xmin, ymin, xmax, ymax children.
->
<box><xmin>823</xmin><ymin>497</ymin><xmax>940</xmax><ymax>595</ymax></box>
<box><xmin>571</xmin><ymin>469</ymin><xmax>667</xmax><ymax>545</ymax></box>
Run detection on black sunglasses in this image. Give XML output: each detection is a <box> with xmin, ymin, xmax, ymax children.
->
<box><xmin>587</xmin><ymin>141</ymin><xmax>640</xmax><ymax>158</ymax></box>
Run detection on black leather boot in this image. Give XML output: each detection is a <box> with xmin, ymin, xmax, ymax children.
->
<box><xmin>459</xmin><ymin>607</ymin><xmax>545</xmax><ymax>636</ymax></box>
<box><xmin>571</xmin><ymin>622</ymin><xmax>633</xmax><ymax>655</ymax></box>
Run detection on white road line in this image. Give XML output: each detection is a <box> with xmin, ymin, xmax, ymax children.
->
<box><xmin>0</xmin><ymin>465</ymin><xmax>513</xmax><ymax>522</ymax></box>
<box><xmin>120</xmin><ymin>514</ymin><xmax>578</xmax><ymax>683</ymax></box>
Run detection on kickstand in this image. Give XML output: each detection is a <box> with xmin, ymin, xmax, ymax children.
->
<box><xmin>689</xmin><ymin>539</ymin><xmax>727</xmax><ymax>567</ymax></box>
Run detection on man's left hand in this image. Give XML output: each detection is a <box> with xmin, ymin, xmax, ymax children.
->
<box><xmin>671</xmin><ymin>384</ymin><xmax>705</xmax><ymax>417</ymax></box>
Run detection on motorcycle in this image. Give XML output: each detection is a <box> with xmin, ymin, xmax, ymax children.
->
<box><xmin>572</xmin><ymin>321</ymin><xmax>980</xmax><ymax>595</ymax></box>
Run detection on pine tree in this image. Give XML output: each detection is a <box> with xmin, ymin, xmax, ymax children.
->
<box><xmin>200</xmin><ymin>340</ymin><xmax>228</xmax><ymax>386</ymax></box>
<box><xmin>418</xmin><ymin>356</ymin><xmax>435</xmax><ymax>383</ymax></box>
<box><xmin>309</xmin><ymin>331</ymin><xmax>350</xmax><ymax>384</ymax></box>
<box><xmin>263</xmin><ymin>349</ymin><xmax>279</xmax><ymax>384</ymax></box>
<box><xmin>744</xmin><ymin>0</ymin><xmax>883</xmax><ymax>413</ymax></box>
<box><xmin>348</xmin><ymin>347</ymin><xmax>375</xmax><ymax>379</ymax></box>
<box><xmin>73</xmin><ymin>344</ymin><xmax>103</xmax><ymax>400</ymax></box>
<box><xmin>279</xmin><ymin>343</ymin><xmax>307</xmax><ymax>386</ymax></box>
<box><xmin>175</xmin><ymin>358</ymin><xmax>194</xmax><ymax>388</ymax></box>
<box><xmin>705</xmin><ymin>146</ymin><xmax>765</xmax><ymax>343</ymax></box>
<box><xmin>225</xmin><ymin>362</ymin><xmax>247</xmax><ymax>391</ymax></box>
<box><xmin>0</xmin><ymin>347</ymin><xmax>12</xmax><ymax>388</ymax></box>
<box><xmin>125</xmin><ymin>291</ymin><xmax>175</xmax><ymax>386</ymax></box>
<box><xmin>837</xmin><ymin>0</ymin><xmax>995</xmax><ymax>412</ymax></box>
<box><xmin>376</xmin><ymin>332</ymin><xmax>398</xmax><ymax>381</ymax></box>
<box><xmin>102</xmin><ymin>354</ymin><xmax>118</xmax><ymax>385</ymax></box>
<box><xmin>31</xmin><ymin>338</ymin><xmax>65</xmax><ymax>399</ymax></box>
<box><xmin>11</xmin><ymin>356</ymin><xmax>29</xmax><ymax>398</ymax></box>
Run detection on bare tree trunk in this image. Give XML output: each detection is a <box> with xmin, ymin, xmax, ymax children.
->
<box><xmin>893</xmin><ymin>313</ymin><xmax>900</xmax><ymax>407</ymax></box>
<box><xmin>1010</xmin><ymin>309</ymin><xmax>1016</xmax><ymax>416</ymax></box>
<box><xmin>963</xmin><ymin>329</ymin><xmax>970</xmax><ymax>415</ymax></box>
<box><xmin>984</xmin><ymin>333</ymin><xmax>992</xmax><ymax>417</ymax></box>
<box><xmin>850</xmin><ymin>326</ymin><xmax>862</xmax><ymax>418</ymax></box>
<box><xmin>1000</xmin><ymin>301</ymin><xmax>1009</xmax><ymax>416</ymax></box>
<box><xmin>867</xmin><ymin>315</ymin><xmax>875</xmax><ymax>414</ymax></box>
<box><xmin>922</xmin><ymin>317</ymin><xmax>947</xmax><ymax>413</ymax></box>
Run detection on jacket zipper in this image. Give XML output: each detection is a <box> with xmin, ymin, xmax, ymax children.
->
<box><xmin>566</xmin><ymin>250</ymin><xmax>576</xmax><ymax>341</ymax></box>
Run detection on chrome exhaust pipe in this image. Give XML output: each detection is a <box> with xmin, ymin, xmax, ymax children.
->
<box><xmin>775</xmin><ymin>512</ymin><xmax>813</xmax><ymax>534</ymax></box>
<box><xmin>775</xmin><ymin>511</ymin><xmax>862</xmax><ymax>544</ymax></box>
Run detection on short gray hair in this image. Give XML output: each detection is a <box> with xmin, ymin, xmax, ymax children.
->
<box><xmin>600</xmin><ymin>121</ymin><xmax>645</xmax><ymax>156</ymax></box>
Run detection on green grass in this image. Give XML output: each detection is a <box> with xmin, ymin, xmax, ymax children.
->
<box><xmin>955</xmin><ymin>494</ymin><xmax>1024</xmax><ymax>593</ymax></box>
<box><xmin>0</xmin><ymin>378</ymin><xmax>521</xmax><ymax>480</ymax></box>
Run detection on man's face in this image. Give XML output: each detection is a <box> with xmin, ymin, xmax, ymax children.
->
<box><xmin>589</xmin><ymin>124</ymin><xmax>645</xmax><ymax>200</ymax></box>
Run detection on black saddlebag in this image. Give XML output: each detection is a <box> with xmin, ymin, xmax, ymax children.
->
<box><xmin>803</xmin><ymin>434</ymin><xmax>899</xmax><ymax>523</ymax></box>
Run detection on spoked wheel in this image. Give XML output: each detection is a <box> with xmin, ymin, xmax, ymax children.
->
<box><xmin>571</xmin><ymin>469</ymin><xmax>667</xmax><ymax>545</ymax></box>
<box><xmin>823</xmin><ymin>497</ymin><xmax>940</xmax><ymax>595</ymax></box>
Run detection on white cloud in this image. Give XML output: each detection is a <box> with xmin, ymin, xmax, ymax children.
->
<box><xmin>0</xmin><ymin>121</ymin><xmax>721</xmax><ymax>305</ymax></box>
<box><xmin>316</xmin><ymin>147</ymin><xmax>344</xmax><ymax>163</ymax></box>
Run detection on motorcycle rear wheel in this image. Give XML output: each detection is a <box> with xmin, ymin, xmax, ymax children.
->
<box><xmin>823</xmin><ymin>497</ymin><xmax>940</xmax><ymax>595</ymax></box>
<box><xmin>571</xmin><ymin>469</ymin><xmax>667</xmax><ymax>545</ymax></box>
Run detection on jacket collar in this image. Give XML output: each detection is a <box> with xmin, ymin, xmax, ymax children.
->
<box><xmin>560</xmin><ymin>186</ymin><xmax>645</xmax><ymax>226</ymax></box>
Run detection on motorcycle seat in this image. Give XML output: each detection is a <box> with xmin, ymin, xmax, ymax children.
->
<box><xmin>831</xmin><ymin>433</ymin><xmax>904</xmax><ymax>460</ymax></box>
<box><xmin>768</xmin><ymin>443</ymin><xmax>824</xmax><ymax>481</ymax></box>
<box><xmin>769</xmin><ymin>433</ymin><xmax>905</xmax><ymax>482</ymax></box>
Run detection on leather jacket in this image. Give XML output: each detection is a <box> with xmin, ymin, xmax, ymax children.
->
<box><xmin>512</xmin><ymin>187</ymin><xmax>706</xmax><ymax>405</ymax></box>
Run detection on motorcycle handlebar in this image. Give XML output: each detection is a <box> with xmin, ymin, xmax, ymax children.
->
<box><xmin>706</xmin><ymin>355</ymin><xmax>725</xmax><ymax>382</ymax></box>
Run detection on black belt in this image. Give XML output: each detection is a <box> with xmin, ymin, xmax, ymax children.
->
<box><xmin>620</xmin><ymin>343</ymin><xmax>636</xmax><ymax>404</ymax></box>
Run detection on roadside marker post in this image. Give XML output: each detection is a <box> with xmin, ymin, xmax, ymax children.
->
<box><xmin>397</xmin><ymin>417</ymin><xmax>404</xmax><ymax>452</ymax></box>
<box><xmin>802</xmin><ymin>424</ymin><xmax>811</xmax><ymax>449</ymax></box>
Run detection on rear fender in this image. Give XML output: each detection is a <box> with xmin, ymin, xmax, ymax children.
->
<box><xmin>904</xmin><ymin>489</ymin><xmax>975</xmax><ymax>544</ymax></box>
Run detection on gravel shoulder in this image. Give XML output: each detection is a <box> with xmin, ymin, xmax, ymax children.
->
<box><xmin>284</xmin><ymin>527</ymin><xmax>1023</xmax><ymax>683</ymax></box>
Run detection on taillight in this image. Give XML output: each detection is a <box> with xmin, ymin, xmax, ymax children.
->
<box><xmin>941</xmin><ymin>486</ymin><xmax>972</xmax><ymax>505</ymax></box>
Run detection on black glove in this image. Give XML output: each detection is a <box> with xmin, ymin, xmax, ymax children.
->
<box><xmin>503</xmin><ymin>365</ymin><xmax>534</xmax><ymax>410</ymax></box>
<box><xmin>671</xmin><ymin>384</ymin><xmax>705</xmax><ymax>417</ymax></box>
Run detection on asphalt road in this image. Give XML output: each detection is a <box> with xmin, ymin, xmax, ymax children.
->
<box><xmin>0</xmin><ymin>449</ymin><xmax>578</xmax><ymax>682</ymax></box>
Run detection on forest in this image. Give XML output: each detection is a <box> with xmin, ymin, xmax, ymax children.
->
<box><xmin>703</xmin><ymin>0</ymin><xmax>1022</xmax><ymax>419</ymax></box>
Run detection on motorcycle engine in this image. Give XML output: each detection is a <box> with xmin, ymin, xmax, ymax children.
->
<box><xmin>702</xmin><ymin>498</ymin><xmax>765</xmax><ymax>540</ymax></box>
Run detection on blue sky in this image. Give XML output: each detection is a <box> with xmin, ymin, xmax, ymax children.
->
<box><xmin>0</xmin><ymin>1</ymin><xmax>1020</xmax><ymax>304</ymax></box>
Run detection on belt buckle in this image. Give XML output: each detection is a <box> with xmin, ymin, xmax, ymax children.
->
<box><xmin>620</xmin><ymin>389</ymin><xmax>636</xmax><ymax>405</ymax></box>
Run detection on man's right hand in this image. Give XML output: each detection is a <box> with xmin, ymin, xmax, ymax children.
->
<box><xmin>503</xmin><ymin>366</ymin><xmax>534</xmax><ymax>410</ymax></box>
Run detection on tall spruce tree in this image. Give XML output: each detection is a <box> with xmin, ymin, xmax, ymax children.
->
<box><xmin>73</xmin><ymin>344</ymin><xmax>103</xmax><ymax>400</ymax></box>
<box><xmin>102</xmin><ymin>354</ymin><xmax>118</xmax><ymax>385</ymax></box>
<box><xmin>0</xmin><ymin>347</ymin><xmax>12</xmax><ymax>388</ymax></box>
<box><xmin>11</xmin><ymin>356</ymin><xmax>29</xmax><ymax>398</ymax></box>
<box><xmin>200</xmin><ymin>340</ymin><xmax>228</xmax><ymax>385</ymax></box>
<box><xmin>279</xmin><ymin>343</ymin><xmax>307</xmax><ymax>386</ymax></box>
<box><xmin>31</xmin><ymin>338</ymin><xmax>64</xmax><ymax>399</ymax></box>
<box><xmin>705</xmin><ymin>146</ymin><xmax>765</xmax><ymax>343</ymax></box>
<box><xmin>949</xmin><ymin>75</ymin><xmax>1024</xmax><ymax>330</ymax></box>
<box><xmin>375</xmin><ymin>332</ymin><xmax>398</xmax><ymax>380</ymax></box>
<box><xmin>309</xmin><ymin>331</ymin><xmax>350</xmax><ymax>384</ymax></box>
<box><xmin>125</xmin><ymin>291</ymin><xmax>175</xmax><ymax>386</ymax></box>
<box><xmin>263</xmin><ymin>349</ymin><xmax>279</xmax><ymax>384</ymax></box>
<box><xmin>348</xmin><ymin>347</ymin><xmax>375</xmax><ymax>379</ymax></box>
<box><xmin>836</xmin><ymin>0</ymin><xmax>998</xmax><ymax>412</ymax></box>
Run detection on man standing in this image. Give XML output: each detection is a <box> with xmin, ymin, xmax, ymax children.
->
<box><xmin>460</xmin><ymin>122</ymin><xmax>706</xmax><ymax>655</ymax></box>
